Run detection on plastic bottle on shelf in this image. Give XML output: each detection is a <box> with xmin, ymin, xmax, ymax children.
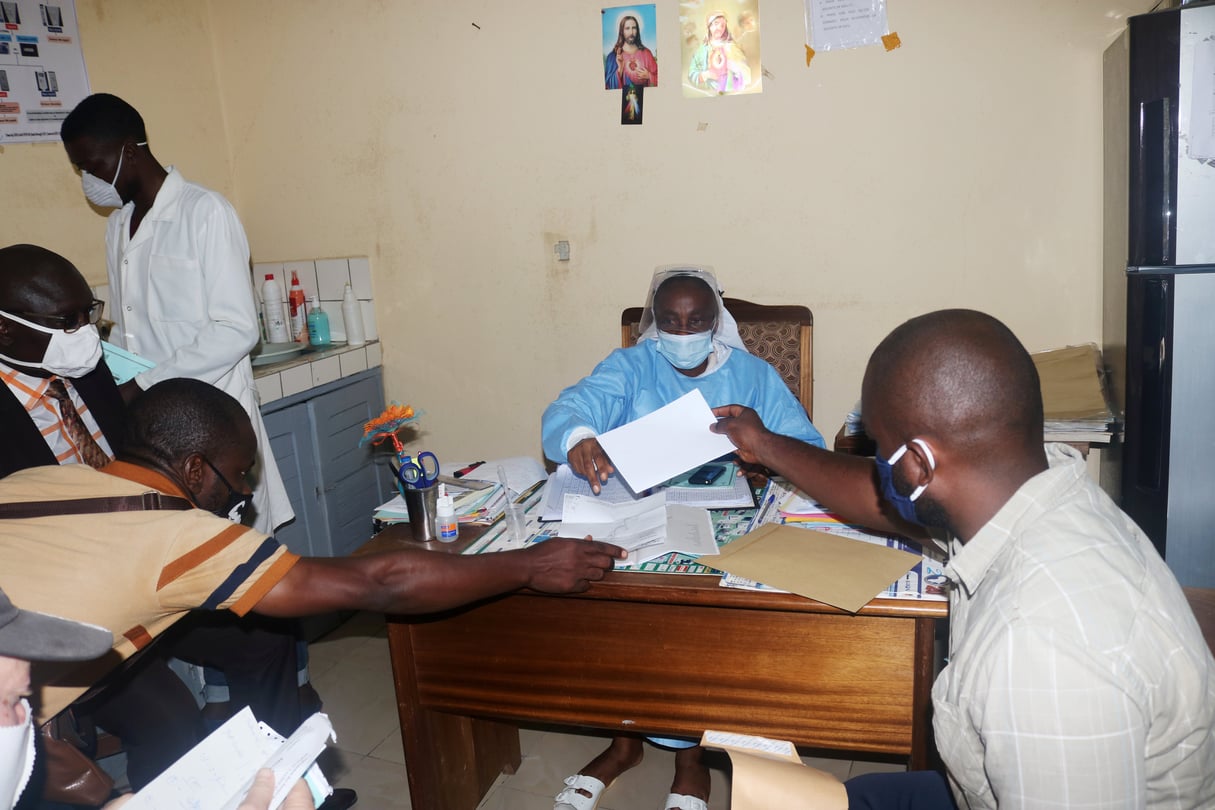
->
<box><xmin>341</xmin><ymin>282</ymin><xmax>366</xmax><ymax>347</ymax></box>
<box><xmin>436</xmin><ymin>484</ymin><xmax>459</xmax><ymax>542</ymax></box>
<box><xmin>306</xmin><ymin>297</ymin><xmax>331</xmax><ymax>347</ymax></box>
<box><xmin>261</xmin><ymin>274</ymin><xmax>290</xmax><ymax>344</ymax></box>
<box><xmin>287</xmin><ymin>270</ymin><xmax>308</xmax><ymax>343</ymax></box>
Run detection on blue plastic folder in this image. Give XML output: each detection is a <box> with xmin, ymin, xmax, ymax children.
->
<box><xmin>101</xmin><ymin>341</ymin><xmax>156</xmax><ymax>385</ymax></box>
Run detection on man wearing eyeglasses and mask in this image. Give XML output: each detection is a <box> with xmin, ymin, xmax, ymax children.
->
<box><xmin>0</xmin><ymin>244</ymin><xmax>123</xmax><ymax>478</ymax></box>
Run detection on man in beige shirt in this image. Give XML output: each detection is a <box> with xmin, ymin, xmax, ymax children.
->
<box><xmin>713</xmin><ymin>309</ymin><xmax>1215</xmax><ymax>809</ymax></box>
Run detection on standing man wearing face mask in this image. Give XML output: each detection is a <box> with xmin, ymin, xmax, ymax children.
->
<box><xmin>712</xmin><ymin>309</ymin><xmax>1215</xmax><ymax>809</ymax></box>
<box><xmin>542</xmin><ymin>267</ymin><xmax>823</xmax><ymax>810</ymax></box>
<box><xmin>0</xmin><ymin>244</ymin><xmax>124</xmax><ymax>478</ymax></box>
<box><xmin>59</xmin><ymin>92</ymin><xmax>292</xmax><ymax>537</ymax></box>
<box><xmin>57</xmin><ymin>96</ymin><xmax>345</xmax><ymax>802</ymax></box>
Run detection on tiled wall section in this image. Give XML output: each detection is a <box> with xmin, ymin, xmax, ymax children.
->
<box><xmin>90</xmin><ymin>256</ymin><xmax>381</xmax><ymax>408</ymax></box>
<box><xmin>252</xmin><ymin>257</ymin><xmax>377</xmax><ymax>343</ymax></box>
<box><xmin>91</xmin><ymin>256</ymin><xmax>377</xmax><ymax>345</ymax></box>
<box><xmin>253</xmin><ymin>342</ymin><xmax>382</xmax><ymax>406</ymax></box>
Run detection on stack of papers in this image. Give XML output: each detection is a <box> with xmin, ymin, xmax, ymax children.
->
<box><xmin>1031</xmin><ymin>344</ymin><xmax>1118</xmax><ymax>442</ymax></box>
<box><xmin>373</xmin><ymin>456</ymin><xmax>548</xmax><ymax>526</ymax></box>
<box><xmin>122</xmin><ymin>708</ymin><xmax>335</xmax><ymax>809</ymax></box>
<box><xmin>540</xmin><ymin>464</ymin><xmax>753</xmax><ymax>522</ymax></box>
<box><xmin>555</xmin><ymin>493</ymin><xmax>718</xmax><ymax>565</ymax></box>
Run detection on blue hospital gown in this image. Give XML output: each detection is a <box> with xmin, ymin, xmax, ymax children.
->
<box><xmin>541</xmin><ymin>340</ymin><xmax>824</xmax><ymax>464</ymax></box>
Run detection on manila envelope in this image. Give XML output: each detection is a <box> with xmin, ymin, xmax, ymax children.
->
<box><xmin>700</xmin><ymin>730</ymin><xmax>847</xmax><ymax>810</ymax></box>
<box><xmin>704</xmin><ymin>523</ymin><xmax>920</xmax><ymax>613</ymax></box>
<box><xmin>1031</xmin><ymin>343</ymin><xmax>1110</xmax><ymax>420</ymax></box>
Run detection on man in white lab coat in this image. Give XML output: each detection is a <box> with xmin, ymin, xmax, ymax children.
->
<box><xmin>57</xmin><ymin>96</ymin><xmax>355</xmax><ymax>804</ymax></box>
<box><xmin>60</xmin><ymin>93</ymin><xmax>293</xmax><ymax>536</ymax></box>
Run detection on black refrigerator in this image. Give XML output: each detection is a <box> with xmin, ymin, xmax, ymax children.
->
<box><xmin>1103</xmin><ymin>1</ymin><xmax>1215</xmax><ymax>588</ymax></box>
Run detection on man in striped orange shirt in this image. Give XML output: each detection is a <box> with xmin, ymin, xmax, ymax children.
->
<box><xmin>0</xmin><ymin>379</ymin><xmax>625</xmax><ymax>792</ymax></box>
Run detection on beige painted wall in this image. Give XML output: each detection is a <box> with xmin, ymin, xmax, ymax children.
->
<box><xmin>0</xmin><ymin>1</ymin><xmax>233</xmax><ymax>281</ymax></box>
<box><xmin>2</xmin><ymin>0</ymin><xmax>1153</xmax><ymax>463</ymax></box>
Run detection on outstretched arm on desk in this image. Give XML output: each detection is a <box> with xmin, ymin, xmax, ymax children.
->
<box><xmin>712</xmin><ymin>405</ymin><xmax>925</xmax><ymax>540</ymax></box>
<box><xmin>252</xmin><ymin>538</ymin><xmax>625</xmax><ymax>617</ymax></box>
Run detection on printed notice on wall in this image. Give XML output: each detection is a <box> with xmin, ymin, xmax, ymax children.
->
<box><xmin>0</xmin><ymin>0</ymin><xmax>90</xmax><ymax>143</ymax></box>
<box><xmin>805</xmin><ymin>0</ymin><xmax>887</xmax><ymax>52</ymax></box>
<box><xmin>1188</xmin><ymin>38</ymin><xmax>1215</xmax><ymax>161</ymax></box>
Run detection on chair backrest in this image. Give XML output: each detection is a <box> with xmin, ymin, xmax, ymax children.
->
<box><xmin>621</xmin><ymin>297</ymin><xmax>813</xmax><ymax>420</ymax></box>
<box><xmin>1184</xmin><ymin>588</ymin><xmax>1215</xmax><ymax>656</ymax></box>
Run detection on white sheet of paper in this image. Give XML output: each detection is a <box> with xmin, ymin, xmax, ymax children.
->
<box><xmin>125</xmin><ymin>708</ymin><xmax>335</xmax><ymax>810</ymax></box>
<box><xmin>617</xmin><ymin>504</ymin><xmax>718</xmax><ymax>566</ymax></box>
<box><xmin>807</xmin><ymin>0</ymin><xmax>888</xmax><ymax>51</ymax></box>
<box><xmin>596</xmin><ymin>390</ymin><xmax>736</xmax><ymax>493</ymax></box>
<box><xmin>559</xmin><ymin>491</ymin><xmax>667</xmax><ymax>551</ymax></box>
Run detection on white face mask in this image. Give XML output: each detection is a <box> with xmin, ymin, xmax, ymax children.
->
<box><xmin>0</xmin><ymin>699</ymin><xmax>34</xmax><ymax>810</ymax></box>
<box><xmin>0</xmin><ymin>310</ymin><xmax>103</xmax><ymax>378</ymax></box>
<box><xmin>79</xmin><ymin>141</ymin><xmax>144</xmax><ymax>209</ymax></box>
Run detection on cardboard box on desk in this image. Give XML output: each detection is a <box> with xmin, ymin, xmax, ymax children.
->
<box><xmin>699</xmin><ymin>730</ymin><xmax>847</xmax><ymax>810</ymax></box>
<box><xmin>704</xmin><ymin>523</ymin><xmax>921</xmax><ymax>613</ymax></box>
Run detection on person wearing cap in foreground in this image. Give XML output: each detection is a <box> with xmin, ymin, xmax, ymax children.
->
<box><xmin>0</xmin><ymin>587</ymin><xmax>112</xmax><ymax>810</ymax></box>
<box><xmin>543</xmin><ymin>267</ymin><xmax>823</xmax><ymax>810</ymax></box>
<box><xmin>711</xmin><ymin>309</ymin><xmax>1215</xmax><ymax>809</ymax></box>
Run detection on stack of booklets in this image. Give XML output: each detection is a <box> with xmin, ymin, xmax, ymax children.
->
<box><xmin>373</xmin><ymin>457</ymin><xmax>549</xmax><ymax>528</ymax></box>
<box><xmin>1031</xmin><ymin>343</ymin><xmax>1119</xmax><ymax>443</ymax></box>
<box><xmin>373</xmin><ymin>481</ymin><xmax>509</xmax><ymax>526</ymax></box>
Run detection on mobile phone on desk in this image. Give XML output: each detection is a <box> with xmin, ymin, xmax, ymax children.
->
<box><xmin>688</xmin><ymin>463</ymin><xmax>726</xmax><ymax>486</ymax></box>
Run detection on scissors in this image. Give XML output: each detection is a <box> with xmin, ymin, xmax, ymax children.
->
<box><xmin>397</xmin><ymin>451</ymin><xmax>440</xmax><ymax>488</ymax></box>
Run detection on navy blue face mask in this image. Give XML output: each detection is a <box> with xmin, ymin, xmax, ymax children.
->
<box><xmin>875</xmin><ymin>438</ymin><xmax>935</xmax><ymax>526</ymax></box>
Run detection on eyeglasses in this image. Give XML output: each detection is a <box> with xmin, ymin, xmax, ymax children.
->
<box><xmin>8</xmin><ymin>300</ymin><xmax>106</xmax><ymax>332</ymax></box>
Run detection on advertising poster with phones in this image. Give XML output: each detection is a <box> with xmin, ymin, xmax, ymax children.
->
<box><xmin>0</xmin><ymin>0</ymin><xmax>89</xmax><ymax>143</ymax></box>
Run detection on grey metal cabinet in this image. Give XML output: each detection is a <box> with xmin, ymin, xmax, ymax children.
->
<box><xmin>262</xmin><ymin>367</ymin><xmax>392</xmax><ymax>557</ymax></box>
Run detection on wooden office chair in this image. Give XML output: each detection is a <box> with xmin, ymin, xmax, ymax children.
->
<box><xmin>1184</xmin><ymin>588</ymin><xmax>1215</xmax><ymax>655</ymax></box>
<box><xmin>621</xmin><ymin>297</ymin><xmax>814</xmax><ymax>420</ymax></box>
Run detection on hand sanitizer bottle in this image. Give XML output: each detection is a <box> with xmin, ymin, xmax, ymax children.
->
<box><xmin>306</xmin><ymin>297</ymin><xmax>331</xmax><ymax>347</ymax></box>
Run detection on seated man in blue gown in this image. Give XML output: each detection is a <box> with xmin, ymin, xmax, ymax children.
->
<box><xmin>541</xmin><ymin>266</ymin><xmax>824</xmax><ymax>810</ymax></box>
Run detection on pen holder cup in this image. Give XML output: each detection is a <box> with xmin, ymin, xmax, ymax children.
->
<box><xmin>404</xmin><ymin>484</ymin><xmax>439</xmax><ymax>543</ymax></box>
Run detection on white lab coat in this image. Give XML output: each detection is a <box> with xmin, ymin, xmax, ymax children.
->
<box><xmin>105</xmin><ymin>168</ymin><xmax>294</xmax><ymax>534</ymax></box>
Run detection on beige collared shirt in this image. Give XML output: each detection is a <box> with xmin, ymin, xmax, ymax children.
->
<box><xmin>933</xmin><ymin>444</ymin><xmax>1215</xmax><ymax>809</ymax></box>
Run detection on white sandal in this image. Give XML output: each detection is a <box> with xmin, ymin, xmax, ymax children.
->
<box><xmin>554</xmin><ymin>774</ymin><xmax>608</xmax><ymax>810</ymax></box>
<box><xmin>663</xmin><ymin>793</ymin><xmax>708</xmax><ymax>810</ymax></box>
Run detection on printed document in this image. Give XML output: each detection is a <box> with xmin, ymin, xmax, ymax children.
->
<box><xmin>122</xmin><ymin>708</ymin><xmax>335</xmax><ymax>809</ymax></box>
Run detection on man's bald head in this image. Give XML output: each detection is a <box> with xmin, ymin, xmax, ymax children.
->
<box><xmin>120</xmin><ymin>378</ymin><xmax>253</xmax><ymax>469</ymax></box>
<box><xmin>0</xmin><ymin>244</ymin><xmax>90</xmax><ymax>313</ymax></box>
<box><xmin>862</xmin><ymin>309</ymin><xmax>1043</xmax><ymax>457</ymax></box>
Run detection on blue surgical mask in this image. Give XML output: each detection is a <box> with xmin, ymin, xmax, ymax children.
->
<box><xmin>875</xmin><ymin>438</ymin><xmax>935</xmax><ymax>525</ymax></box>
<box><xmin>656</xmin><ymin>330</ymin><xmax>714</xmax><ymax>370</ymax></box>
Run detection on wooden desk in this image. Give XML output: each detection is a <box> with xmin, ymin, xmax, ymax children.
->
<box><xmin>364</xmin><ymin>525</ymin><xmax>947</xmax><ymax>810</ymax></box>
